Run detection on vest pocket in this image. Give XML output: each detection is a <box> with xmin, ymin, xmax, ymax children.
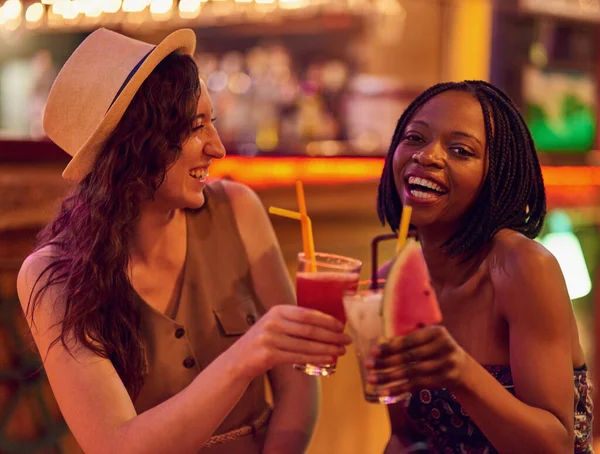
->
<box><xmin>214</xmin><ymin>297</ymin><xmax>260</xmax><ymax>336</ymax></box>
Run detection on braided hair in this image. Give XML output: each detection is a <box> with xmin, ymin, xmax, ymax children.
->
<box><xmin>377</xmin><ymin>80</ymin><xmax>546</xmax><ymax>259</ymax></box>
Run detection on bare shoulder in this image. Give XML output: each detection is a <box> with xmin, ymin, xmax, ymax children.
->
<box><xmin>17</xmin><ymin>245</ymin><xmax>61</xmax><ymax>316</ymax></box>
<box><xmin>220</xmin><ymin>179</ymin><xmax>263</xmax><ymax>213</ymax></box>
<box><xmin>219</xmin><ymin>180</ymin><xmax>294</xmax><ymax>310</ymax></box>
<box><xmin>220</xmin><ymin>179</ymin><xmax>272</xmax><ymax>238</ymax></box>
<box><xmin>220</xmin><ymin>179</ymin><xmax>279</xmax><ymax>261</ymax></box>
<box><xmin>489</xmin><ymin>229</ymin><xmax>560</xmax><ymax>280</ymax></box>
<box><xmin>488</xmin><ymin>229</ymin><xmax>569</xmax><ymax>319</ymax></box>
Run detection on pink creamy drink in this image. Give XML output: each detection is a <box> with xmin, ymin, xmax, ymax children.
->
<box><xmin>296</xmin><ymin>271</ymin><xmax>360</xmax><ymax>324</ymax></box>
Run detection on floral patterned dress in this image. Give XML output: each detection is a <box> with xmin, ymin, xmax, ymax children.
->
<box><xmin>401</xmin><ymin>364</ymin><xmax>593</xmax><ymax>453</ymax></box>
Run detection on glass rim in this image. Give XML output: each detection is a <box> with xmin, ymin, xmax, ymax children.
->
<box><xmin>297</xmin><ymin>252</ymin><xmax>362</xmax><ymax>271</ymax></box>
<box><xmin>343</xmin><ymin>286</ymin><xmax>384</xmax><ymax>298</ymax></box>
<box><xmin>359</xmin><ymin>279</ymin><xmax>386</xmax><ymax>288</ymax></box>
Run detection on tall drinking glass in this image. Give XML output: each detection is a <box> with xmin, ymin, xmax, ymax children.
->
<box><xmin>295</xmin><ymin>252</ymin><xmax>362</xmax><ymax>376</ymax></box>
<box><xmin>343</xmin><ymin>284</ymin><xmax>410</xmax><ymax>404</ymax></box>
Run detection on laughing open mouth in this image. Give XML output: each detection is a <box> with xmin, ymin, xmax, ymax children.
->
<box><xmin>189</xmin><ymin>167</ymin><xmax>209</xmax><ymax>181</ymax></box>
<box><xmin>406</xmin><ymin>176</ymin><xmax>448</xmax><ymax>200</ymax></box>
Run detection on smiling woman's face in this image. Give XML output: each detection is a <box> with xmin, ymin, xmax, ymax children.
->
<box><xmin>393</xmin><ymin>90</ymin><xmax>488</xmax><ymax>230</ymax></box>
<box><xmin>153</xmin><ymin>80</ymin><xmax>226</xmax><ymax>210</ymax></box>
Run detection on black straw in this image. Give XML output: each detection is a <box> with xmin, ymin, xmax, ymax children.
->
<box><xmin>370</xmin><ymin>233</ymin><xmax>397</xmax><ymax>290</ymax></box>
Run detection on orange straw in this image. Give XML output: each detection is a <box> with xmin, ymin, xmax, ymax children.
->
<box><xmin>268</xmin><ymin>185</ymin><xmax>317</xmax><ymax>272</ymax></box>
<box><xmin>268</xmin><ymin>207</ymin><xmax>302</xmax><ymax>220</ymax></box>
<box><xmin>295</xmin><ymin>181</ymin><xmax>316</xmax><ymax>271</ymax></box>
<box><xmin>302</xmin><ymin>216</ymin><xmax>317</xmax><ymax>272</ymax></box>
<box><xmin>268</xmin><ymin>206</ymin><xmax>317</xmax><ymax>272</ymax></box>
<box><xmin>396</xmin><ymin>205</ymin><xmax>413</xmax><ymax>253</ymax></box>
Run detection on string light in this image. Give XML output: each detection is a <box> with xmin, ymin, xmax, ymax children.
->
<box><xmin>150</xmin><ymin>0</ymin><xmax>172</xmax><ymax>14</ymax></box>
<box><xmin>150</xmin><ymin>0</ymin><xmax>172</xmax><ymax>20</ymax></box>
<box><xmin>2</xmin><ymin>0</ymin><xmax>22</xmax><ymax>20</ymax></box>
<box><xmin>75</xmin><ymin>0</ymin><xmax>103</xmax><ymax>17</ymax></box>
<box><xmin>103</xmin><ymin>0</ymin><xmax>122</xmax><ymax>13</ymax></box>
<box><xmin>25</xmin><ymin>2</ymin><xmax>44</xmax><ymax>22</ymax></box>
<box><xmin>179</xmin><ymin>0</ymin><xmax>201</xmax><ymax>18</ymax></box>
<box><xmin>122</xmin><ymin>0</ymin><xmax>149</xmax><ymax>13</ymax></box>
<box><xmin>50</xmin><ymin>1</ymin><xmax>66</xmax><ymax>15</ymax></box>
<box><xmin>0</xmin><ymin>0</ymin><xmax>373</xmax><ymax>31</ymax></box>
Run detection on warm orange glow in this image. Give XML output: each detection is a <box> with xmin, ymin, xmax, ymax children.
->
<box><xmin>210</xmin><ymin>157</ymin><xmax>386</xmax><ymax>186</ymax></box>
<box><xmin>209</xmin><ymin>157</ymin><xmax>600</xmax><ymax>189</ymax></box>
<box><xmin>541</xmin><ymin>166</ymin><xmax>600</xmax><ymax>187</ymax></box>
<box><xmin>545</xmin><ymin>186</ymin><xmax>598</xmax><ymax>207</ymax></box>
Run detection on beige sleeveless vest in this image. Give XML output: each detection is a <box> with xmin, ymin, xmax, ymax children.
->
<box><xmin>134</xmin><ymin>181</ymin><xmax>269</xmax><ymax>453</ymax></box>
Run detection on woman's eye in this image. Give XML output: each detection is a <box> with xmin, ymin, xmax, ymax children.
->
<box><xmin>193</xmin><ymin>118</ymin><xmax>216</xmax><ymax>131</ymax></box>
<box><xmin>404</xmin><ymin>133</ymin><xmax>423</xmax><ymax>142</ymax></box>
<box><xmin>451</xmin><ymin>146</ymin><xmax>473</xmax><ymax>157</ymax></box>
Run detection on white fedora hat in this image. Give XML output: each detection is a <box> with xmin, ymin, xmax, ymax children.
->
<box><xmin>43</xmin><ymin>28</ymin><xmax>196</xmax><ymax>182</ymax></box>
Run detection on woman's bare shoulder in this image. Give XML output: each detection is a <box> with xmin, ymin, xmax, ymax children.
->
<box><xmin>18</xmin><ymin>244</ymin><xmax>59</xmax><ymax>285</ymax></box>
<box><xmin>488</xmin><ymin>229</ymin><xmax>556</xmax><ymax>275</ymax></box>
<box><xmin>17</xmin><ymin>244</ymin><xmax>62</xmax><ymax>318</ymax></box>
<box><xmin>488</xmin><ymin>229</ymin><xmax>569</xmax><ymax>318</ymax></box>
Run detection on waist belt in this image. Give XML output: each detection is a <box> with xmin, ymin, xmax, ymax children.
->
<box><xmin>203</xmin><ymin>407</ymin><xmax>272</xmax><ymax>449</ymax></box>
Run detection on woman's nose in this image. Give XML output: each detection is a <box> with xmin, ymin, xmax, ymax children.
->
<box><xmin>203</xmin><ymin>125</ymin><xmax>226</xmax><ymax>159</ymax></box>
<box><xmin>412</xmin><ymin>142</ymin><xmax>444</xmax><ymax>168</ymax></box>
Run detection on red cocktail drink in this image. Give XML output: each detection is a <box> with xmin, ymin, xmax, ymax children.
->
<box><xmin>296</xmin><ymin>271</ymin><xmax>359</xmax><ymax>324</ymax></box>
<box><xmin>294</xmin><ymin>252</ymin><xmax>362</xmax><ymax>376</ymax></box>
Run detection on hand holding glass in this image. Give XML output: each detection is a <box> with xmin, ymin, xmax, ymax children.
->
<box><xmin>343</xmin><ymin>285</ymin><xmax>410</xmax><ymax>404</ymax></box>
<box><xmin>294</xmin><ymin>252</ymin><xmax>362</xmax><ymax>376</ymax></box>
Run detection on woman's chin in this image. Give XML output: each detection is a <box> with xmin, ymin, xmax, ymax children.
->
<box><xmin>184</xmin><ymin>193</ymin><xmax>206</xmax><ymax>210</ymax></box>
<box><xmin>403</xmin><ymin>209</ymin><xmax>438</xmax><ymax>229</ymax></box>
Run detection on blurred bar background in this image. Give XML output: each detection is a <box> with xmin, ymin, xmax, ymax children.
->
<box><xmin>1</xmin><ymin>0</ymin><xmax>600</xmax><ymax>452</ymax></box>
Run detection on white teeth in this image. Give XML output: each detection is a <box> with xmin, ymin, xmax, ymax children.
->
<box><xmin>189</xmin><ymin>168</ymin><xmax>209</xmax><ymax>180</ymax></box>
<box><xmin>408</xmin><ymin>176</ymin><xmax>444</xmax><ymax>193</ymax></box>
<box><xmin>410</xmin><ymin>189</ymin><xmax>436</xmax><ymax>199</ymax></box>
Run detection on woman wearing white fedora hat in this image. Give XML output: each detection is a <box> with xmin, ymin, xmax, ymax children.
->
<box><xmin>16</xmin><ymin>28</ymin><xmax>349</xmax><ymax>454</ymax></box>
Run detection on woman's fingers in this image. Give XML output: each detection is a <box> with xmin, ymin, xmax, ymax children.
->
<box><xmin>367</xmin><ymin>334</ymin><xmax>452</xmax><ymax>370</ymax></box>
<box><xmin>281</xmin><ymin>319</ymin><xmax>352</xmax><ymax>345</ymax></box>
<box><xmin>274</xmin><ymin>351</ymin><xmax>335</xmax><ymax>367</ymax></box>
<box><xmin>255</xmin><ymin>334</ymin><xmax>339</xmax><ymax>369</ymax></box>
<box><xmin>266</xmin><ymin>332</ymin><xmax>347</xmax><ymax>357</ymax></box>
<box><xmin>369</xmin><ymin>362</ymin><xmax>449</xmax><ymax>397</ymax></box>
<box><xmin>261</xmin><ymin>306</ymin><xmax>351</xmax><ymax>345</ymax></box>
<box><xmin>373</xmin><ymin>325</ymin><xmax>445</xmax><ymax>357</ymax></box>
<box><xmin>367</xmin><ymin>358</ymin><xmax>447</xmax><ymax>385</ymax></box>
<box><xmin>276</xmin><ymin>305</ymin><xmax>345</xmax><ymax>332</ymax></box>
<box><xmin>244</xmin><ymin>305</ymin><xmax>355</xmax><ymax>373</ymax></box>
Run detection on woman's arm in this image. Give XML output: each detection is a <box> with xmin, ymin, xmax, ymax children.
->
<box><xmin>224</xmin><ymin>180</ymin><xmax>320</xmax><ymax>454</ymax></box>
<box><xmin>18</xmin><ymin>251</ymin><xmax>347</xmax><ymax>454</ymax></box>
<box><xmin>453</xmin><ymin>240</ymin><xmax>574</xmax><ymax>453</ymax></box>
<box><xmin>368</xmin><ymin>238</ymin><xmax>574</xmax><ymax>454</ymax></box>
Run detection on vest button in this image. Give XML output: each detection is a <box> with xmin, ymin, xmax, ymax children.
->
<box><xmin>175</xmin><ymin>327</ymin><xmax>185</xmax><ymax>339</ymax></box>
<box><xmin>246</xmin><ymin>314</ymin><xmax>256</xmax><ymax>326</ymax></box>
<box><xmin>183</xmin><ymin>357</ymin><xmax>196</xmax><ymax>369</ymax></box>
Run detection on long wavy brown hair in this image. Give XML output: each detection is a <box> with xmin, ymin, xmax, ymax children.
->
<box><xmin>27</xmin><ymin>51</ymin><xmax>201</xmax><ymax>399</ymax></box>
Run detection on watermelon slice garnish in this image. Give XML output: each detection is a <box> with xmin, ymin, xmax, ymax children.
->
<box><xmin>382</xmin><ymin>238</ymin><xmax>442</xmax><ymax>337</ymax></box>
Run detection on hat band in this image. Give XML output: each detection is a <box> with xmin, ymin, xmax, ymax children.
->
<box><xmin>106</xmin><ymin>47</ymin><xmax>155</xmax><ymax>113</ymax></box>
